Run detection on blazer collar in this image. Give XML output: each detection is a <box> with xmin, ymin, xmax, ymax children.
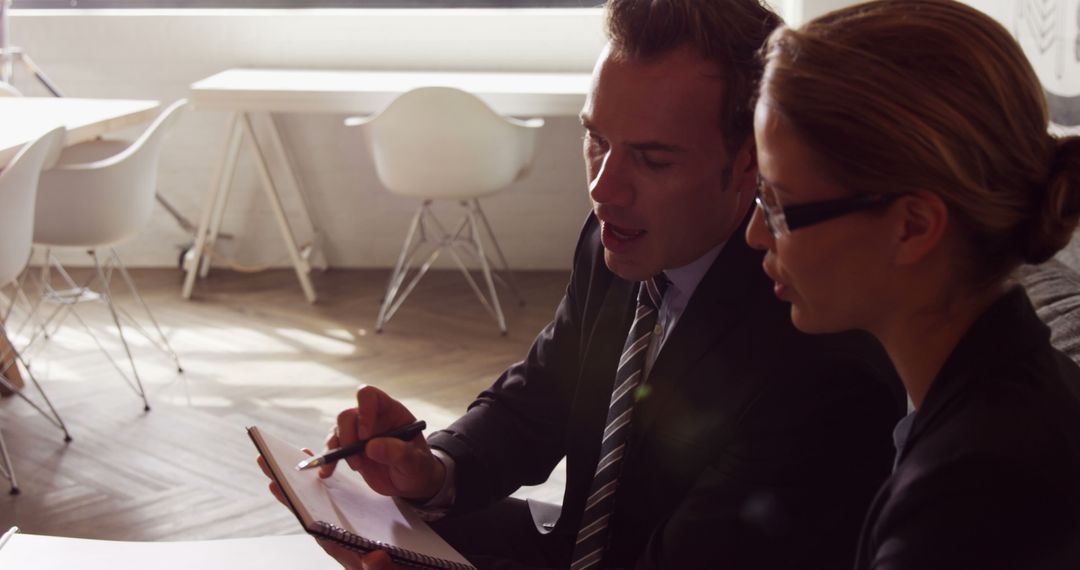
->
<box><xmin>635</xmin><ymin>213</ymin><xmax>767</xmax><ymax>431</ymax></box>
<box><xmin>897</xmin><ymin>287</ymin><xmax>1049</xmax><ymax>464</ymax></box>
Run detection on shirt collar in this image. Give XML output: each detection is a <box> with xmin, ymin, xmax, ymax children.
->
<box><xmin>663</xmin><ymin>240</ymin><xmax>727</xmax><ymax>303</ymax></box>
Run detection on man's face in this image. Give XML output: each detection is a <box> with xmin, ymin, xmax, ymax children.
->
<box><xmin>580</xmin><ymin>44</ymin><xmax>754</xmax><ymax>281</ymax></box>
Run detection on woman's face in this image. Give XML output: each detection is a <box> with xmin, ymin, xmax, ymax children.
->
<box><xmin>745</xmin><ymin>102</ymin><xmax>896</xmax><ymax>334</ymax></box>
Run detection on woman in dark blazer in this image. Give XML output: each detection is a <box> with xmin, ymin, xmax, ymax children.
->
<box><xmin>744</xmin><ymin>1</ymin><xmax>1080</xmax><ymax>568</ymax></box>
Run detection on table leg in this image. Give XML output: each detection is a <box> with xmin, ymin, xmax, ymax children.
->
<box><xmin>182</xmin><ymin>112</ymin><xmax>242</xmax><ymax>300</ymax></box>
<box><xmin>240</xmin><ymin>112</ymin><xmax>318</xmax><ymax>303</ymax></box>
<box><xmin>253</xmin><ymin>112</ymin><xmax>328</xmax><ymax>271</ymax></box>
<box><xmin>199</xmin><ymin>129</ymin><xmax>242</xmax><ymax>279</ymax></box>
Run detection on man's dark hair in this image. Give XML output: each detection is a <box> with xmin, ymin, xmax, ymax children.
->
<box><xmin>605</xmin><ymin>0</ymin><xmax>782</xmax><ymax>157</ymax></box>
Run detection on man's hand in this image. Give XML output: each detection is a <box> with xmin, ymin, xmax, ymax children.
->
<box><xmin>257</xmin><ymin>452</ymin><xmax>303</xmax><ymax>508</ymax></box>
<box><xmin>321</xmin><ymin>385</ymin><xmax>446</xmax><ymax>501</ymax></box>
<box><xmin>255</xmin><ymin>451</ymin><xmax>405</xmax><ymax>570</ymax></box>
<box><xmin>316</xmin><ymin>540</ymin><xmax>404</xmax><ymax>570</ymax></box>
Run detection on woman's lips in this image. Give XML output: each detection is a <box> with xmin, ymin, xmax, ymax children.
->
<box><xmin>762</xmin><ymin>263</ymin><xmax>789</xmax><ymax>300</ymax></box>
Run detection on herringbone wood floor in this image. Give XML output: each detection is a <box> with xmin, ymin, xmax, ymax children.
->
<box><xmin>0</xmin><ymin>267</ymin><xmax>569</xmax><ymax>540</ymax></box>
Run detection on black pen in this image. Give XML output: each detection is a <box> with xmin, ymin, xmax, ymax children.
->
<box><xmin>295</xmin><ymin>420</ymin><xmax>427</xmax><ymax>471</ymax></box>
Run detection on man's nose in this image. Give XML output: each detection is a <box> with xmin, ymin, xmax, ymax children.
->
<box><xmin>588</xmin><ymin>150</ymin><xmax>630</xmax><ymax>206</ymax></box>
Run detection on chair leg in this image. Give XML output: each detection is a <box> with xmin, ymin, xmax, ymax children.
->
<box><xmin>27</xmin><ymin>254</ymin><xmax>133</xmax><ymax>384</ymax></box>
<box><xmin>439</xmin><ymin>213</ymin><xmax>505</xmax><ymax>332</ymax></box>
<box><xmin>444</xmin><ymin>231</ymin><xmax>497</xmax><ymax>321</ymax></box>
<box><xmin>109</xmin><ymin>249</ymin><xmax>184</xmax><ymax>373</ymax></box>
<box><xmin>9</xmin><ymin>267</ymin><xmax>44</xmax><ymax>342</ymax></box>
<box><xmin>0</xmin><ymin>331</ymin><xmax>72</xmax><ymax>447</ymax></box>
<box><xmin>0</xmin><ymin>329</ymin><xmax>23</xmax><ymax>395</ymax></box>
<box><xmin>0</xmin><ymin>429</ymin><xmax>18</xmax><ymax>495</ymax></box>
<box><xmin>465</xmin><ymin>207</ymin><xmax>507</xmax><ymax>335</ymax></box>
<box><xmin>438</xmin><ymin>204</ymin><xmax>509</xmax><ymax>334</ymax></box>
<box><xmin>378</xmin><ymin>201</ymin><xmax>512</xmax><ymax>335</ymax></box>
<box><xmin>377</xmin><ymin>203</ymin><xmax>429</xmax><ymax>333</ymax></box>
<box><xmin>32</xmin><ymin>251</ymin><xmax>100</xmax><ymax>337</ymax></box>
<box><xmin>90</xmin><ymin>251</ymin><xmax>151</xmax><ymax>412</ymax></box>
<box><xmin>470</xmin><ymin>199</ymin><xmax>524</xmax><ymax>307</ymax></box>
<box><xmin>383</xmin><ymin>244</ymin><xmax>443</xmax><ymax>326</ymax></box>
<box><xmin>67</xmin><ymin>307</ymin><xmax>142</xmax><ymax>393</ymax></box>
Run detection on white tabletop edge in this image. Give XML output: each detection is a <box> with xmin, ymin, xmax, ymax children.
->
<box><xmin>189</xmin><ymin>68</ymin><xmax>591</xmax><ymax>116</ymax></box>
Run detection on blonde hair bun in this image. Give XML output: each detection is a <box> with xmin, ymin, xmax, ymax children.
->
<box><xmin>1025</xmin><ymin>137</ymin><xmax>1080</xmax><ymax>264</ymax></box>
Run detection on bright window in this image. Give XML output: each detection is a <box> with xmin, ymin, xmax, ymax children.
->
<box><xmin>12</xmin><ymin>0</ymin><xmax>603</xmax><ymax>7</ymax></box>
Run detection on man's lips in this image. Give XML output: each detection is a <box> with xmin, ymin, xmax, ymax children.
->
<box><xmin>600</xmin><ymin>221</ymin><xmax>646</xmax><ymax>252</ymax></box>
<box><xmin>605</xmin><ymin>222</ymin><xmax>645</xmax><ymax>240</ymax></box>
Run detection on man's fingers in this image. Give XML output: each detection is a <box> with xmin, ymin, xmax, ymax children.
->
<box><xmin>337</xmin><ymin>407</ymin><xmax>362</xmax><ymax>447</ymax></box>
<box><xmin>257</xmin><ymin>455</ymin><xmax>272</xmax><ymax>479</ymax></box>
<box><xmin>360</xmin><ymin>549</ymin><xmax>399</xmax><ymax>570</ymax></box>
<box><xmin>320</xmin><ymin>430</ymin><xmax>341</xmax><ymax>478</ymax></box>
<box><xmin>319</xmin><ymin>462</ymin><xmax>337</xmax><ymax>479</ymax></box>
<box><xmin>365</xmin><ymin>437</ymin><xmax>441</xmax><ymax>499</ymax></box>
<box><xmin>364</xmin><ymin>437</ymin><xmax>411</xmax><ymax>466</ymax></box>
<box><xmin>315</xmin><ymin>538</ymin><xmax>369</xmax><ymax>569</ymax></box>
<box><xmin>313</xmin><ymin>539</ymin><xmax>400</xmax><ymax>570</ymax></box>
<box><xmin>355</xmin><ymin>385</ymin><xmax>389</xmax><ymax>440</ymax></box>
<box><xmin>267</xmin><ymin>481</ymin><xmax>287</xmax><ymax>506</ymax></box>
<box><xmin>355</xmin><ymin>385</ymin><xmax>416</xmax><ymax>440</ymax></box>
<box><xmin>324</xmin><ymin>429</ymin><xmax>341</xmax><ymax>452</ymax></box>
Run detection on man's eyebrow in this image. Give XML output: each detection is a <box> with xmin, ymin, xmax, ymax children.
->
<box><xmin>579</xmin><ymin>115</ymin><xmax>685</xmax><ymax>153</ymax></box>
<box><xmin>628</xmin><ymin>141</ymin><xmax>684</xmax><ymax>153</ymax></box>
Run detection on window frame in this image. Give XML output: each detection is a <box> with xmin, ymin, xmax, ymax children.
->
<box><xmin>12</xmin><ymin>0</ymin><xmax>603</xmax><ymax>8</ymax></box>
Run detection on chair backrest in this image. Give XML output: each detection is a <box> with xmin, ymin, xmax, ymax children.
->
<box><xmin>0</xmin><ymin>127</ymin><xmax>65</xmax><ymax>284</ymax></box>
<box><xmin>0</xmin><ymin>81</ymin><xmax>21</xmax><ymax>97</ymax></box>
<box><xmin>34</xmin><ymin>99</ymin><xmax>189</xmax><ymax>248</ymax></box>
<box><xmin>351</xmin><ymin>87</ymin><xmax>543</xmax><ymax>200</ymax></box>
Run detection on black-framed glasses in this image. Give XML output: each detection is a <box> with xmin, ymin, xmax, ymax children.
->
<box><xmin>754</xmin><ymin>175</ymin><xmax>904</xmax><ymax>238</ymax></box>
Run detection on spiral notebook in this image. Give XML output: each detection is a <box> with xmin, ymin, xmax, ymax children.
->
<box><xmin>248</xmin><ymin>426</ymin><xmax>475</xmax><ymax>570</ymax></box>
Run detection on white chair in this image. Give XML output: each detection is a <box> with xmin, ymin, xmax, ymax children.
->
<box><xmin>346</xmin><ymin>86</ymin><xmax>543</xmax><ymax>334</ymax></box>
<box><xmin>0</xmin><ymin>126</ymin><xmax>70</xmax><ymax>495</ymax></box>
<box><xmin>0</xmin><ymin>81</ymin><xmax>21</xmax><ymax>97</ymax></box>
<box><xmin>31</xmin><ymin>99</ymin><xmax>189</xmax><ymax>413</ymax></box>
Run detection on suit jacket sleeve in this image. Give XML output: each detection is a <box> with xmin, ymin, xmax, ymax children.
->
<box><xmin>426</xmin><ymin>216</ymin><xmax>604</xmax><ymax>511</ymax></box>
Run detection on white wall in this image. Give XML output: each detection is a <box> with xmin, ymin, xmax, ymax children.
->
<box><xmin>6</xmin><ymin>9</ymin><xmax>607</xmax><ymax>269</ymax></box>
<box><xmin>11</xmin><ymin>1</ymin><xmax>1071</xmax><ymax>270</ymax></box>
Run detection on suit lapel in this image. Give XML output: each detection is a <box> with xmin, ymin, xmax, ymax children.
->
<box><xmin>580</xmin><ymin>276</ymin><xmax>635</xmax><ymax>384</ymax></box>
<box><xmin>635</xmin><ymin>217</ymin><xmax>766</xmax><ymax>433</ymax></box>
<box><xmin>569</xmin><ymin>272</ymin><xmax>636</xmax><ymax>498</ymax></box>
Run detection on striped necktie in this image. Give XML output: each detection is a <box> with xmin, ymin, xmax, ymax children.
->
<box><xmin>571</xmin><ymin>274</ymin><xmax>669</xmax><ymax>570</ymax></box>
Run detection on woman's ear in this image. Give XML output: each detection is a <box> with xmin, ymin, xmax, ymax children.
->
<box><xmin>892</xmin><ymin>191</ymin><xmax>949</xmax><ymax>266</ymax></box>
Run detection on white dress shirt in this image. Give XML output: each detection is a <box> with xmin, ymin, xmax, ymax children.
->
<box><xmin>644</xmin><ymin>240</ymin><xmax>725</xmax><ymax>380</ymax></box>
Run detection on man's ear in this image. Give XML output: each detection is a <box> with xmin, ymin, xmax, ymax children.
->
<box><xmin>893</xmin><ymin>191</ymin><xmax>949</xmax><ymax>266</ymax></box>
<box><xmin>729</xmin><ymin>137</ymin><xmax>758</xmax><ymax>196</ymax></box>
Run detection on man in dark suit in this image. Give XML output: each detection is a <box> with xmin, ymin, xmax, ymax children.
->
<box><xmin>293</xmin><ymin>1</ymin><xmax>904</xmax><ymax>568</ymax></box>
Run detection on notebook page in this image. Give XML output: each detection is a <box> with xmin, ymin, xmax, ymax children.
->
<box><xmin>251</xmin><ymin>426</ymin><xmax>472</xmax><ymax>567</ymax></box>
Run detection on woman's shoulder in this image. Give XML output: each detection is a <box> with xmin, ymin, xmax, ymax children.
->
<box><xmin>895</xmin><ymin>369</ymin><xmax>1080</xmax><ymax>498</ymax></box>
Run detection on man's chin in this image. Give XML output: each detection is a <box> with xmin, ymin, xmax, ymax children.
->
<box><xmin>603</xmin><ymin>250</ymin><xmax>658</xmax><ymax>282</ymax></box>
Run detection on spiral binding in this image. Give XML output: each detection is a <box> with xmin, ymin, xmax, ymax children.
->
<box><xmin>313</xmin><ymin>521</ymin><xmax>473</xmax><ymax>570</ymax></box>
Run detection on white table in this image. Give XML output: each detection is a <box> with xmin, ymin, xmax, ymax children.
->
<box><xmin>0</xmin><ymin>531</ymin><xmax>341</xmax><ymax>570</ymax></box>
<box><xmin>183</xmin><ymin>68</ymin><xmax>593</xmax><ymax>303</ymax></box>
<box><xmin>0</xmin><ymin>97</ymin><xmax>161</xmax><ymax>167</ymax></box>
